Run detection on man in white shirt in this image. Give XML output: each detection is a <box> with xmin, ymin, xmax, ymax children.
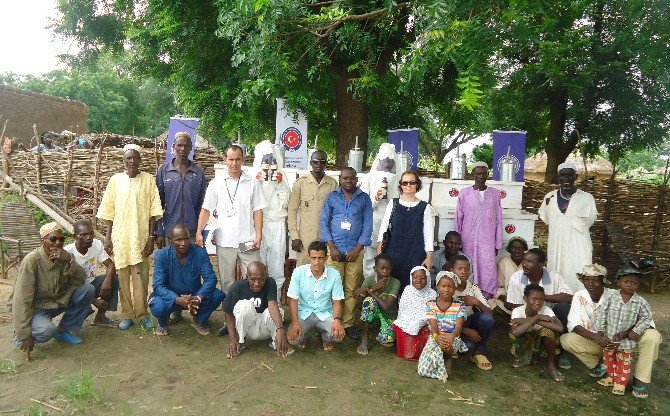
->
<box><xmin>196</xmin><ymin>144</ymin><xmax>267</xmax><ymax>294</ymax></box>
<box><xmin>64</xmin><ymin>219</ymin><xmax>119</xmax><ymax>328</ymax></box>
<box><xmin>560</xmin><ymin>264</ymin><xmax>662</xmax><ymax>395</ymax></box>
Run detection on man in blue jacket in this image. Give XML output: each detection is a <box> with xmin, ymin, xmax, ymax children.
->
<box><xmin>149</xmin><ymin>223</ymin><xmax>225</xmax><ymax>335</ymax></box>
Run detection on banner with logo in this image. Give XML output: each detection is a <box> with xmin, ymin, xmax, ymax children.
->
<box><xmin>492</xmin><ymin>130</ymin><xmax>526</xmax><ymax>182</ymax></box>
<box><xmin>387</xmin><ymin>128</ymin><xmax>419</xmax><ymax>171</ymax></box>
<box><xmin>276</xmin><ymin>98</ymin><xmax>308</xmax><ymax>169</ymax></box>
<box><xmin>166</xmin><ymin>117</ymin><xmax>199</xmax><ymax>162</ymax></box>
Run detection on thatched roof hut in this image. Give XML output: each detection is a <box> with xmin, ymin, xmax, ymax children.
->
<box><xmin>524</xmin><ymin>152</ymin><xmax>613</xmax><ymax>182</ymax></box>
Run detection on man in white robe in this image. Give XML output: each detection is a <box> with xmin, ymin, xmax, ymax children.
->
<box><xmin>359</xmin><ymin>143</ymin><xmax>400</xmax><ymax>278</ymax></box>
<box><xmin>538</xmin><ymin>162</ymin><xmax>598</xmax><ymax>292</ymax></box>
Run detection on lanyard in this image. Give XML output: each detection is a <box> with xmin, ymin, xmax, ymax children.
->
<box><xmin>343</xmin><ymin>194</ymin><xmax>353</xmax><ymax>219</ymax></box>
<box><xmin>225</xmin><ymin>177</ymin><xmax>241</xmax><ymax>205</ymax></box>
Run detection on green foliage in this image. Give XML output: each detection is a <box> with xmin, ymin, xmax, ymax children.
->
<box><xmin>0</xmin><ymin>54</ymin><xmax>177</xmax><ymax>138</ymax></box>
<box><xmin>60</xmin><ymin>370</ymin><xmax>104</xmax><ymax>410</ymax></box>
<box><xmin>26</xmin><ymin>404</ymin><xmax>45</xmax><ymax>416</ymax></box>
<box><xmin>0</xmin><ymin>358</ymin><xmax>18</xmax><ymax>374</ymax></box>
<box><xmin>471</xmin><ymin>143</ymin><xmax>493</xmax><ymax>167</ymax></box>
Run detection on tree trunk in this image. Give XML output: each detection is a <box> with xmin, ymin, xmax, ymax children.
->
<box><xmin>332</xmin><ymin>64</ymin><xmax>369</xmax><ymax>168</ymax></box>
<box><xmin>544</xmin><ymin>89</ymin><xmax>578</xmax><ymax>183</ymax></box>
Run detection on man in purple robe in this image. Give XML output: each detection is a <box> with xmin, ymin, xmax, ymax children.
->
<box><xmin>455</xmin><ymin>162</ymin><xmax>502</xmax><ymax>299</ymax></box>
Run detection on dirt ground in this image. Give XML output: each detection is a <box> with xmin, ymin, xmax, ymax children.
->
<box><xmin>0</xmin><ymin>266</ymin><xmax>668</xmax><ymax>416</ymax></box>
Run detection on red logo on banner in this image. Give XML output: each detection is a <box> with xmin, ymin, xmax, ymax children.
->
<box><xmin>500</xmin><ymin>190</ymin><xmax>507</xmax><ymax>199</ymax></box>
<box><xmin>449</xmin><ymin>188</ymin><xmax>459</xmax><ymax>197</ymax></box>
<box><xmin>281</xmin><ymin>127</ymin><xmax>303</xmax><ymax>152</ymax></box>
<box><xmin>505</xmin><ymin>224</ymin><xmax>516</xmax><ymax>234</ymax></box>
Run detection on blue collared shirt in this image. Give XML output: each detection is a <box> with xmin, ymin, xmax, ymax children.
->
<box><xmin>319</xmin><ymin>187</ymin><xmax>373</xmax><ymax>252</ymax></box>
<box><xmin>287</xmin><ymin>264</ymin><xmax>345</xmax><ymax>320</ymax></box>
<box><xmin>151</xmin><ymin>245</ymin><xmax>217</xmax><ymax>306</ymax></box>
<box><xmin>155</xmin><ymin>159</ymin><xmax>207</xmax><ymax>237</ymax></box>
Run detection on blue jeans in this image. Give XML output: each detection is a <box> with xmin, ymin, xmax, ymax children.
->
<box><xmin>149</xmin><ymin>289</ymin><xmax>225</xmax><ymax>328</ymax></box>
<box><xmin>461</xmin><ymin>311</ymin><xmax>495</xmax><ymax>353</ymax></box>
<box><xmin>14</xmin><ymin>283</ymin><xmax>95</xmax><ymax>345</ymax></box>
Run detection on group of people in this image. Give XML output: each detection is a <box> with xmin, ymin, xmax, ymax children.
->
<box><xmin>8</xmin><ymin>135</ymin><xmax>662</xmax><ymax>399</ymax></box>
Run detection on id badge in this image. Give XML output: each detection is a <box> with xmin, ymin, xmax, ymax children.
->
<box><xmin>226</xmin><ymin>207</ymin><xmax>237</xmax><ymax>217</ymax></box>
<box><xmin>340</xmin><ymin>220</ymin><xmax>351</xmax><ymax>230</ymax></box>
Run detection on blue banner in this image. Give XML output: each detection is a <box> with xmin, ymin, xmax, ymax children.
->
<box><xmin>167</xmin><ymin>117</ymin><xmax>199</xmax><ymax>162</ymax></box>
<box><xmin>387</xmin><ymin>129</ymin><xmax>419</xmax><ymax>171</ymax></box>
<box><xmin>492</xmin><ymin>130</ymin><xmax>526</xmax><ymax>182</ymax></box>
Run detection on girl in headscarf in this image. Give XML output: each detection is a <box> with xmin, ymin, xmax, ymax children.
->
<box><xmin>392</xmin><ymin>266</ymin><xmax>436</xmax><ymax>360</ymax></box>
<box><xmin>418</xmin><ymin>271</ymin><xmax>468</xmax><ymax>382</ymax></box>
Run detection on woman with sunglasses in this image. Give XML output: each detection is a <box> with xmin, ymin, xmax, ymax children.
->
<box><xmin>377</xmin><ymin>171</ymin><xmax>434</xmax><ymax>297</ymax></box>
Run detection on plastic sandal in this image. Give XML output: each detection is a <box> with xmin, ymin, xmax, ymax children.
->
<box><xmin>118</xmin><ymin>319</ymin><xmax>134</xmax><ymax>330</ymax></box>
<box><xmin>631</xmin><ymin>384</ymin><xmax>648</xmax><ymax>399</ymax></box>
<box><xmin>470</xmin><ymin>354</ymin><xmax>493</xmax><ymax>370</ymax></box>
<box><xmin>612</xmin><ymin>383</ymin><xmax>626</xmax><ymax>395</ymax></box>
<box><xmin>598</xmin><ymin>376</ymin><xmax>614</xmax><ymax>387</ymax></box>
<box><xmin>357</xmin><ymin>344</ymin><xmax>369</xmax><ymax>355</ymax></box>
<box><xmin>548</xmin><ymin>367</ymin><xmax>566</xmax><ymax>382</ymax></box>
<box><xmin>154</xmin><ymin>326</ymin><xmax>169</xmax><ymax>336</ymax></box>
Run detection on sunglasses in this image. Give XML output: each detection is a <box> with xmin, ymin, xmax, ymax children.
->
<box><xmin>311</xmin><ymin>159</ymin><xmax>328</xmax><ymax>165</ymax></box>
<box><xmin>401</xmin><ymin>180</ymin><xmax>417</xmax><ymax>186</ymax></box>
<box><xmin>45</xmin><ymin>236</ymin><xmax>65</xmax><ymax>243</ymax></box>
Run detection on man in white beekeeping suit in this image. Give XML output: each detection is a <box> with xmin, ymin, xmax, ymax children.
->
<box><xmin>360</xmin><ymin>143</ymin><xmax>400</xmax><ymax>278</ymax></box>
<box><xmin>253</xmin><ymin>140</ymin><xmax>290</xmax><ymax>303</ymax></box>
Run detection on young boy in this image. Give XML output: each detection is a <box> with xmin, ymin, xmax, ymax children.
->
<box><xmin>354</xmin><ymin>254</ymin><xmax>400</xmax><ymax>355</ymax></box>
<box><xmin>510</xmin><ymin>284</ymin><xmax>565</xmax><ymax>381</ymax></box>
<box><xmin>594</xmin><ymin>268</ymin><xmax>655</xmax><ymax>396</ymax></box>
<box><xmin>451</xmin><ymin>255</ymin><xmax>495</xmax><ymax>370</ymax></box>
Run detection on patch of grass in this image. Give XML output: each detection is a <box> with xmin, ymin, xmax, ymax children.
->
<box><xmin>26</xmin><ymin>404</ymin><xmax>44</xmax><ymax>416</ymax></box>
<box><xmin>60</xmin><ymin>370</ymin><xmax>104</xmax><ymax>410</ymax></box>
<box><xmin>0</xmin><ymin>358</ymin><xmax>18</xmax><ymax>374</ymax></box>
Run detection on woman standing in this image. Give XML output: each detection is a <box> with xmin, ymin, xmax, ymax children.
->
<box><xmin>377</xmin><ymin>171</ymin><xmax>434</xmax><ymax>296</ymax></box>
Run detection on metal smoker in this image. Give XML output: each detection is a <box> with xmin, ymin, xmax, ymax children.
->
<box><xmin>500</xmin><ymin>145</ymin><xmax>516</xmax><ymax>182</ymax></box>
<box><xmin>347</xmin><ymin>136</ymin><xmax>364</xmax><ymax>172</ymax></box>
<box><xmin>396</xmin><ymin>141</ymin><xmax>411</xmax><ymax>174</ymax></box>
<box><xmin>450</xmin><ymin>153</ymin><xmax>467</xmax><ymax>179</ymax></box>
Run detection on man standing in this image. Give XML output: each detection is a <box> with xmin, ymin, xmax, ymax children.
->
<box><xmin>155</xmin><ymin>132</ymin><xmax>207</xmax><ymax>248</ymax></box>
<box><xmin>149</xmin><ymin>224</ymin><xmax>225</xmax><ymax>335</ymax></box>
<box><xmin>320</xmin><ymin>167</ymin><xmax>373</xmax><ymax>340</ymax></box>
<box><xmin>561</xmin><ymin>265</ymin><xmax>662</xmax><ymax>397</ymax></box>
<box><xmin>97</xmin><ymin>144</ymin><xmax>163</xmax><ymax>331</ymax></box>
<box><xmin>287</xmin><ymin>150</ymin><xmax>337</xmax><ymax>266</ymax></box>
<box><xmin>455</xmin><ymin>162</ymin><xmax>502</xmax><ymax>299</ymax></box>
<box><xmin>539</xmin><ymin>162</ymin><xmax>598</xmax><ymax>292</ymax></box>
<box><xmin>64</xmin><ymin>219</ymin><xmax>119</xmax><ymax>328</ymax></box>
<box><xmin>196</xmin><ymin>144</ymin><xmax>267</xmax><ymax>293</ymax></box>
<box><xmin>223</xmin><ymin>262</ymin><xmax>292</xmax><ymax>358</ymax></box>
<box><xmin>12</xmin><ymin>223</ymin><xmax>94</xmax><ymax>354</ymax></box>
<box><xmin>287</xmin><ymin>241</ymin><xmax>345</xmax><ymax>351</ymax></box>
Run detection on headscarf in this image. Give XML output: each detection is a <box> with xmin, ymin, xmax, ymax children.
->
<box><xmin>470</xmin><ymin>161</ymin><xmax>489</xmax><ymax>172</ymax></box>
<box><xmin>557</xmin><ymin>161</ymin><xmax>577</xmax><ymax>173</ymax></box>
<box><xmin>435</xmin><ymin>270</ymin><xmax>459</xmax><ymax>287</ymax></box>
<box><xmin>505</xmin><ymin>236</ymin><xmax>528</xmax><ymax>253</ymax></box>
<box><xmin>39</xmin><ymin>222</ymin><xmax>62</xmax><ymax>238</ymax></box>
<box><xmin>579</xmin><ymin>263</ymin><xmax>609</xmax><ymax>284</ymax></box>
<box><xmin>122</xmin><ymin>143</ymin><xmax>142</xmax><ymax>154</ymax></box>
<box><xmin>393</xmin><ymin>266</ymin><xmax>436</xmax><ymax>335</ymax></box>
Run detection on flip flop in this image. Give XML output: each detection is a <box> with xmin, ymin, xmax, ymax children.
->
<box><xmin>323</xmin><ymin>342</ymin><xmax>334</xmax><ymax>352</ymax></box>
<box><xmin>191</xmin><ymin>322</ymin><xmax>210</xmax><ymax>336</ymax></box>
<box><xmin>558</xmin><ymin>356</ymin><xmax>572</xmax><ymax>370</ymax></box>
<box><xmin>91</xmin><ymin>318</ymin><xmax>119</xmax><ymax>328</ymax></box>
<box><xmin>589</xmin><ymin>364</ymin><xmax>607</xmax><ymax>378</ymax></box>
<box><xmin>547</xmin><ymin>367</ymin><xmax>566</xmax><ymax>382</ymax></box>
<box><xmin>597</xmin><ymin>376</ymin><xmax>614</xmax><ymax>387</ymax></box>
<box><xmin>631</xmin><ymin>384</ymin><xmax>649</xmax><ymax>399</ymax></box>
<box><xmin>357</xmin><ymin>344</ymin><xmax>369</xmax><ymax>355</ymax></box>
<box><xmin>512</xmin><ymin>358</ymin><xmax>530</xmax><ymax>368</ymax></box>
<box><xmin>470</xmin><ymin>354</ymin><xmax>492</xmax><ymax>370</ymax></box>
<box><xmin>612</xmin><ymin>383</ymin><xmax>626</xmax><ymax>395</ymax></box>
<box><xmin>154</xmin><ymin>326</ymin><xmax>169</xmax><ymax>336</ymax></box>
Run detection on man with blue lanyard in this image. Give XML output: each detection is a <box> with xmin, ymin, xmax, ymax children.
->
<box><xmin>320</xmin><ymin>167</ymin><xmax>373</xmax><ymax>340</ymax></box>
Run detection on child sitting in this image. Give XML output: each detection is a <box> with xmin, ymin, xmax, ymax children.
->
<box><xmin>510</xmin><ymin>284</ymin><xmax>565</xmax><ymax>382</ymax></box>
<box><xmin>594</xmin><ymin>268</ymin><xmax>654</xmax><ymax>396</ymax></box>
<box><xmin>354</xmin><ymin>254</ymin><xmax>401</xmax><ymax>355</ymax></box>
<box><xmin>418</xmin><ymin>271</ymin><xmax>468</xmax><ymax>381</ymax></box>
<box><xmin>451</xmin><ymin>255</ymin><xmax>495</xmax><ymax>370</ymax></box>
<box><xmin>392</xmin><ymin>266</ymin><xmax>436</xmax><ymax>361</ymax></box>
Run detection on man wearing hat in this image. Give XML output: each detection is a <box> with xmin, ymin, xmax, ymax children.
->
<box><xmin>97</xmin><ymin>144</ymin><xmax>163</xmax><ymax>330</ymax></box>
<box><xmin>11</xmin><ymin>223</ymin><xmax>94</xmax><ymax>354</ymax></box>
<box><xmin>455</xmin><ymin>162</ymin><xmax>502</xmax><ymax>299</ymax></box>
<box><xmin>538</xmin><ymin>162</ymin><xmax>598</xmax><ymax>292</ymax></box>
<box><xmin>561</xmin><ymin>265</ymin><xmax>662</xmax><ymax>396</ymax></box>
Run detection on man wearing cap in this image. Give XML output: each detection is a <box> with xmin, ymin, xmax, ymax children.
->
<box><xmin>154</xmin><ymin>132</ymin><xmax>207</xmax><ymax>249</ymax></box>
<box><xmin>455</xmin><ymin>162</ymin><xmax>502</xmax><ymax>299</ymax></box>
<box><xmin>11</xmin><ymin>223</ymin><xmax>94</xmax><ymax>354</ymax></box>
<box><xmin>97</xmin><ymin>144</ymin><xmax>163</xmax><ymax>330</ymax></box>
<box><xmin>561</xmin><ymin>265</ymin><xmax>662</xmax><ymax>395</ymax></box>
<box><xmin>538</xmin><ymin>162</ymin><xmax>597</xmax><ymax>292</ymax></box>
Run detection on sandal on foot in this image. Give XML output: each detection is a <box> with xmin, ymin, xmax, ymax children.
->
<box><xmin>118</xmin><ymin>319</ymin><xmax>134</xmax><ymax>330</ymax></box>
<box><xmin>598</xmin><ymin>376</ymin><xmax>614</xmax><ymax>387</ymax></box>
<box><xmin>290</xmin><ymin>339</ymin><xmax>308</xmax><ymax>349</ymax></box>
<box><xmin>323</xmin><ymin>342</ymin><xmax>334</xmax><ymax>352</ymax></box>
<box><xmin>612</xmin><ymin>383</ymin><xmax>626</xmax><ymax>395</ymax></box>
<box><xmin>470</xmin><ymin>354</ymin><xmax>492</xmax><ymax>370</ymax></box>
<box><xmin>588</xmin><ymin>363</ymin><xmax>607</xmax><ymax>378</ymax></box>
<box><xmin>548</xmin><ymin>367</ymin><xmax>566</xmax><ymax>382</ymax></box>
<box><xmin>357</xmin><ymin>344</ymin><xmax>369</xmax><ymax>355</ymax></box>
<box><xmin>91</xmin><ymin>318</ymin><xmax>119</xmax><ymax>328</ymax></box>
<box><xmin>512</xmin><ymin>358</ymin><xmax>530</xmax><ymax>368</ymax></box>
<box><xmin>631</xmin><ymin>384</ymin><xmax>649</xmax><ymax>399</ymax></box>
<box><xmin>154</xmin><ymin>326</ymin><xmax>169</xmax><ymax>336</ymax></box>
<box><xmin>191</xmin><ymin>322</ymin><xmax>210</xmax><ymax>336</ymax></box>
<box><xmin>558</xmin><ymin>356</ymin><xmax>572</xmax><ymax>370</ymax></box>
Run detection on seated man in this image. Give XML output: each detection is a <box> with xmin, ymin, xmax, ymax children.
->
<box><xmin>12</xmin><ymin>223</ymin><xmax>94</xmax><ymax>355</ymax></box>
<box><xmin>149</xmin><ymin>223</ymin><xmax>225</xmax><ymax>335</ymax></box>
<box><xmin>430</xmin><ymin>231</ymin><xmax>471</xmax><ymax>282</ymax></box>
<box><xmin>561</xmin><ymin>265</ymin><xmax>662</xmax><ymax>398</ymax></box>
<box><xmin>287</xmin><ymin>241</ymin><xmax>345</xmax><ymax>351</ymax></box>
<box><xmin>65</xmin><ymin>219</ymin><xmax>119</xmax><ymax>327</ymax></box>
<box><xmin>223</xmin><ymin>261</ymin><xmax>292</xmax><ymax>358</ymax></box>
